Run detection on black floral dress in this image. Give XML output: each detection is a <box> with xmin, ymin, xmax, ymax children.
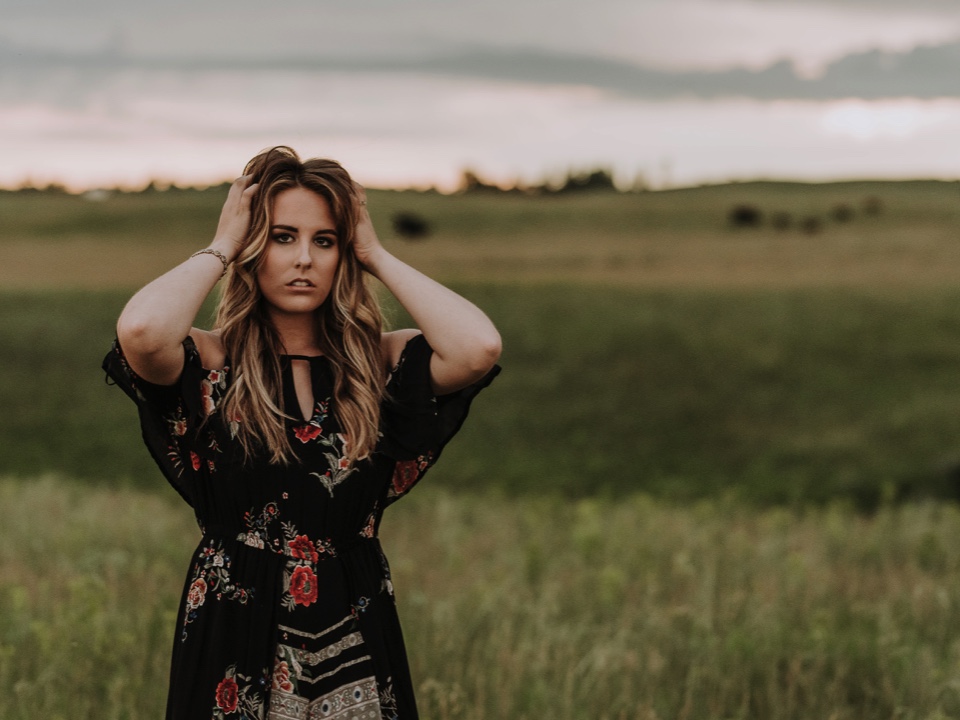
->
<box><xmin>103</xmin><ymin>333</ymin><xmax>498</xmax><ymax>720</ymax></box>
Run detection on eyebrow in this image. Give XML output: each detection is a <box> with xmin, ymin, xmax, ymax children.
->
<box><xmin>271</xmin><ymin>224</ymin><xmax>337</xmax><ymax>235</ymax></box>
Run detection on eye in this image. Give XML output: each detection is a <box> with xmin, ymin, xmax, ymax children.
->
<box><xmin>313</xmin><ymin>235</ymin><xmax>337</xmax><ymax>248</ymax></box>
<box><xmin>272</xmin><ymin>232</ymin><xmax>295</xmax><ymax>244</ymax></box>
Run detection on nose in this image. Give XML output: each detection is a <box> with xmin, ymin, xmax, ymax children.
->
<box><xmin>295</xmin><ymin>238</ymin><xmax>312</xmax><ymax>268</ymax></box>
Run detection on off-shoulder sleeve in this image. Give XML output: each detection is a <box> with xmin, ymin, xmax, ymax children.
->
<box><xmin>102</xmin><ymin>337</ymin><xmax>229</xmax><ymax>506</ymax></box>
<box><xmin>379</xmin><ymin>333</ymin><xmax>500</xmax><ymax>505</ymax></box>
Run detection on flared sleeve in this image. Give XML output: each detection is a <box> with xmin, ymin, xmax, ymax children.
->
<box><xmin>102</xmin><ymin>337</ymin><xmax>229</xmax><ymax>506</ymax></box>
<box><xmin>379</xmin><ymin>333</ymin><xmax>500</xmax><ymax>505</ymax></box>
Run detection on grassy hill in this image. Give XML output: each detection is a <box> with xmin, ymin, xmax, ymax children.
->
<box><xmin>5</xmin><ymin>182</ymin><xmax>960</xmax><ymax>718</ymax></box>
<box><xmin>4</xmin><ymin>476</ymin><xmax>960</xmax><ymax>719</ymax></box>
<box><xmin>4</xmin><ymin>180</ymin><xmax>960</xmax><ymax>290</ymax></box>
<box><xmin>2</xmin><ymin>181</ymin><xmax>960</xmax><ymax>506</ymax></box>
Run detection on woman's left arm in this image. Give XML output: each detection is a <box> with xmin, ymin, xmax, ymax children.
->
<box><xmin>354</xmin><ymin>189</ymin><xmax>501</xmax><ymax>395</ymax></box>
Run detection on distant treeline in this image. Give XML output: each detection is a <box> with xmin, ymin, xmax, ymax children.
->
<box><xmin>3</xmin><ymin>167</ymin><xmax>646</xmax><ymax>196</ymax></box>
<box><xmin>2</xmin><ymin>181</ymin><xmax>231</xmax><ymax>196</ymax></box>
<box><xmin>459</xmin><ymin>168</ymin><xmax>644</xmax><ymax>194</ymax></box>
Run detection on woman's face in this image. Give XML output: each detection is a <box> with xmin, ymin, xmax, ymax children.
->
<box><xmin>257</xmin><ymin>186</ymin><xmax>341</xmax><ymax>318</ymax></box>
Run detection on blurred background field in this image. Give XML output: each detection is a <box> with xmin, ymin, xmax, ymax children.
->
<box><xmin>4</xmin><ymin>182</ymin><xmax>960</xmax><ymax>718</ymax></box>
<box><xmin>3</xmin><ymin>183</ymin><xmax>960</xmax><ymax>506</ymax></box>
<box><xmin>4</xmin><ymin>181</ymin><xmax>960</xmax><ymax>290</ymax></box>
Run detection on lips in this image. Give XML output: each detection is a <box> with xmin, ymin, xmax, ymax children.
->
<box><xmin>287</xmin><ymin>278</ymin><xmax>315</xmax><ymax>287</ymax></box>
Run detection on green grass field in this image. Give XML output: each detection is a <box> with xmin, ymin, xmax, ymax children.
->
<box><xmin>4</xmin><ymin>476</ymin><xmax>960</xmax><ymax>720</ymax></box>
<box><xmin>3</xmin><ymin>181</ymin><xmax>960</xmax><ymax>717</ymax></box>
<box><xmin>5</xmin><ymin>283</ymin><xmax>960</xmax><ymax>505</ymax></box>
<box><xmin>4</xmin><ymin>180</ymin><xmax>960</xmax><ymax>290</ymax></box>
<box><xmin>2</xmin><ymin>181</ymin><xmax>960</xmax><ymax>504</ymax></box>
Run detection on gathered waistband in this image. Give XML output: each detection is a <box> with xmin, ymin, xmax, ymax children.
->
<box><xmin>199</xmin><ymin>524</ymin><xmax>380</xmax><ymax>560</ymax></box>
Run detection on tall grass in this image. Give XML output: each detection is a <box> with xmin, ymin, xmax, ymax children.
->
<box><xmin>396</xmin><ymin>492</ymin><xmax>960</xmax><ymax>719</ymax></box>
<box><xmin>0</xmin><ymin>477</ymin><xmax>190</xmax><ymax>719</ymax></box>
<box><xmin>2</xmin><ymin>476</ymin><xmax>960</xmax><ymax>719</ymax></box>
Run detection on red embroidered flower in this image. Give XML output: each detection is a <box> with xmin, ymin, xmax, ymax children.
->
<box><xmin>190</xmin><ymin>451</ymin><xmax>202</xmax><ymax>471</ymax></box>
<box><xmin>173</xmin><ymin>418</ymin><xmax>188</xmax><ymax>436</ymax></box>
<box><xmin>215</xmin><ymin>676</ymin><xmax>238</xmax><ymax>714</ymax></box>
<box><xmin>186</xmin><ymin>577</ymin><xmax>207</xmax><ymax>610</ymax></box>
<box><xmin>391</xmin><ymin>460</ymin><xmax>420</xmax><ymax>495</ymax></box>
<box><xmin>337</xmin><ymin>456</ymin><xmax>351</xmax><ymax>470</ymax></box>
<box><xmin>289</xmin><ymin>535</ymin><xmax>319</xmax><ymax>563</ymax></box>
<box><xmin>293</xmin><ymin>424</ymin><xmax>322</xmax><ymax>443</ymax></box>
<box><xmin>289</xmin><ymin>566</ymin><xmax>318</xmax><ymax>606</ymax></box>
<box><xmin>272</xmin><ymin>659</ymin><xmax>294</xmax><ymax>693</ymax></box>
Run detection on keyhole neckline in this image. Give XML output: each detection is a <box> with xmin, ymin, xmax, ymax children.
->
<box><xmin>281</xmin><ymin>353</ymin><xmax>327</xmax><ymax>361</ymax></box>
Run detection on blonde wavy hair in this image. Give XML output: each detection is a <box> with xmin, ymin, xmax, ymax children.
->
<box><xmin>215</xmin><ymin>146</ymin><xmax>384</xmax><ymax>465</ymax></box>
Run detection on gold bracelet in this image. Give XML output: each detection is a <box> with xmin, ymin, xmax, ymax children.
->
<box><xmin>190</xmin><ymin>248</ymin><xmax>230</xmax><ymax>277</ymax></box>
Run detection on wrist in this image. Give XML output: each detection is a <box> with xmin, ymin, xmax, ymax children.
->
<box><xmin>208</xmin><ymin>237</ymin><xmax>240</xmax><ymax>264</ymax></box>
<box><xmin>361</xmin><ymin>245</ymin><xmax>393</xmax><ymax>278</ymax></box>
<box><xmin>190</xmin><ymin>248</ymin><xmax>230</xmax><ymax>277</ymax></box>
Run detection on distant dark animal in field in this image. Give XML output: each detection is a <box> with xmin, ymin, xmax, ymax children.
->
<box><xmin>729</xmin><ymin>204</ymin><xmax>762</xmax><ymax>228</ymax></box>
<box><xmin>831</xmin><ymin>204</ymin><xmax>854</xmax><ymax>223</ymax></box>
<box><xmin>800</xmin><ymin>216</ymin><xmax>823</xmax><ymax>235</ymax></box>
<box><xmin>392</xmin><ymin>211</ymin><xmax>431</xmax><ymax>240</ymax></box>
<box><xmin>863</xmin><ymin>196</ymin><xmax>884</xmax><ymax>216</ymax></box>
<box><xmin>771</xmin><ymin>212</ymin><xmax>792</xmax><ymax>231</ymax></box>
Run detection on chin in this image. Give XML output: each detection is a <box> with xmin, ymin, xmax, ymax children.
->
<box><xmin>263</xmin><ymin>295</ymin><xmax>330</xmax><ymax>317</ymax></box>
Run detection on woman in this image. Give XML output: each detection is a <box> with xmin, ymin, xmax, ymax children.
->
<box><xmin>103</xmin><ymin>146</ymin><xmax>501</xmax><ymax>719</ymax></box>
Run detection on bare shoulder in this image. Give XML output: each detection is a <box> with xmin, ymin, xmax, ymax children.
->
<box><xmin>381</xmin><ymin>329</ymin><xmax>422</xmax><ymax>370</ymax></box>
<box><xmin>190</xmin><ymin>328</ymin><xmax>228</xmax><ymax>370</ymax></box>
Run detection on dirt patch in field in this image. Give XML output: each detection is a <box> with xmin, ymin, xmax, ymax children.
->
<box><xmin>1</xmin><ymin>239</ymin><xmax>200</xmax><ymax>290</ymax></box>
<box><xmin>5</xmin><ymin>224</ymin><xmax>960</xmax><ymax>292</ymax></box>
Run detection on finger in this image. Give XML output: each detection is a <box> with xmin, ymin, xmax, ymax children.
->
<box><xmin>235</xmin><ymin>185</ymin><xmax>259</xmax><ymax>215</ymax></box>
<box><xmin>226</xmin><ymin>176</ymin><xmax>249</xmax><ymax>203</ymax></box>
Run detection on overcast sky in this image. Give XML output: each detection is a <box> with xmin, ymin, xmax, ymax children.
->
<box><xmin>4</xmin><ymin>0</ymin><xmax>959</xmax><ymax>72</ymax></box>
<box><xmin>2</xmin><ymin>0</ymin><xmax>959</xmax><ymax>189</ymax></box>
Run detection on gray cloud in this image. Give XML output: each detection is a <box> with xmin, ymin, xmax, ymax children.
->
<box><xmin>757</xmin><ymin>0</ymin><xmax>955</xmax><ymax>6</ymax></box>
<box><xmin>4</xmin><ymin>36</ymin><xmax>960</xmax><ymax>101</ymax></box>
<box><xmin>3</xmin><ymin>0</ymin><xmax>958</xmax><ymax>76</ymax></box>
<box><xmin>357</xmin><ymin>42</ymin><xmax>960</xmax><ymax>99</ymax></box>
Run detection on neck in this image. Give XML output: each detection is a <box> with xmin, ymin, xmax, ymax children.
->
<box><xmin>268</xmin><ymin>309</ymin><xmax>322</xmax><ymax>356</ymax></box>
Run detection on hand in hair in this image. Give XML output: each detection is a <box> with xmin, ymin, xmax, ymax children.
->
<box><xmin>211</xmin><ymin>175</ymin><xmax>260</xmax><ymax>262</ymax></box>
<box><xmin>351</xmin><ymin>182</ymin><xmax>386</xmax><ymax>270</ymax></box>
<box><xmin>352</xmin><ymin>177</ymin><xmax>501</xmax><ymax>394</ymax></box>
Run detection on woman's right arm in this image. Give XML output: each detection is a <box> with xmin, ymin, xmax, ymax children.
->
<box><xmin>116</xmin><ymin>176</ymin><xmax>258</xmax><ymax>385</ymax></box>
